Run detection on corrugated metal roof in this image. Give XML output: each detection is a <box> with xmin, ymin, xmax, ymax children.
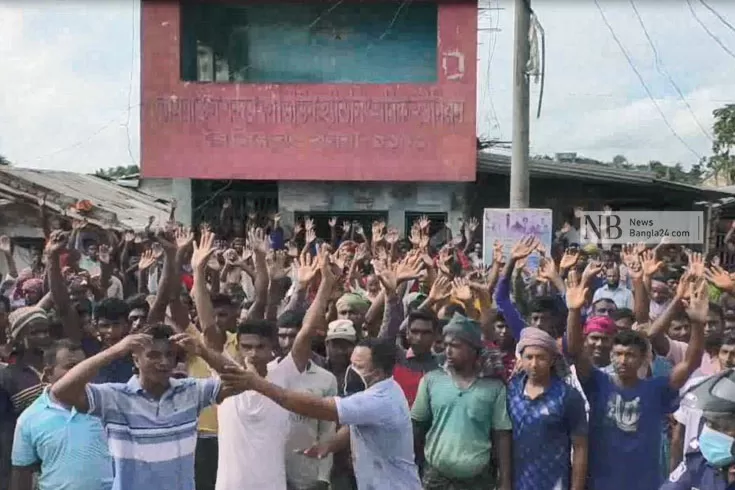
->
<box><xmin>477</xmin><ymin>152</ymin><xmax>735</xmax><ymax>198</ymax></box>
<box><xmin>477</xmin><ymin>151</ymin><xmax>656</xmax><ymax>184</ymax></box>
<box><xmin>0</xmin><ymin>167</ymin><xmax>170</xmax><ymax>230</ymax></box>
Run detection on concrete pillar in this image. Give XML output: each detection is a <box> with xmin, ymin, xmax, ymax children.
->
<box><xmin>172</xmin><ymin>179</ymin><xmax>193</xmax><ymax>227</ymax></box>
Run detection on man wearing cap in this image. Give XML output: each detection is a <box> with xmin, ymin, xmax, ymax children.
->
<box><xmin>0</xmin><ymin>306</ymin><xmax>52</xmax><ymax>490</ymax></box>
<box><xmin>661</xmin><ymin>369</ymin><xmax>735</xmax><ymax>490</ymax></box>
<box><xmin>321</xmin><ymin>319</ymin><xmax>359</xmax><ymax>490</ymax></box>
<box><xmin>412</xmin><ymin>313</ymin><xmax>512</xmax><ymax>490</ymax></box>
<box><xmin>324</xmin><ymin>320</ymin><xmax>358</xmax><ymax>396</ymax></box>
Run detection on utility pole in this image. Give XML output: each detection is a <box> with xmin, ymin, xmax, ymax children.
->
<box><xmin>510</xmin><ymin>0</ymin><xmax>531</xmax><ymax>209</ymax></box>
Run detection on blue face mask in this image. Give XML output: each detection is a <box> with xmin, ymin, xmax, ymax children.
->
<box><xmin>699</xmin><ymin>425</ymin><xmax>735</xmax><ymax>468</ymax></box>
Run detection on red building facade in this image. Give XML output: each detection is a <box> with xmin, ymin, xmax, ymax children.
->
<box><xmin>141</xmin><ymin>0</ymin><xmax>477</xmax><ymax>182</ymax></box>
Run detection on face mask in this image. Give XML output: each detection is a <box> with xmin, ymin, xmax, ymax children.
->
<box><xmin>699</xmin><ymin>425</ymin><xmax>735</xmax><ymax>468</ymax></box>
<box><xmin>344</xmin><ymin>365</ymin><xmax>368</xmax><ymax>396</ymax></box>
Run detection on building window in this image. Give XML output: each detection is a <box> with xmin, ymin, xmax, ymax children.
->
<box><xmin>180</xmin><ymin>0</ymin><xmax>438</xmax><ymax>84</ymax></box>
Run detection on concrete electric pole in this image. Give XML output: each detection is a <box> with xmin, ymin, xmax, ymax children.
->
<box><xmin>509</xmin><ymin>0</ymin><xmax>531</xmax><ymax>209</ymax></box>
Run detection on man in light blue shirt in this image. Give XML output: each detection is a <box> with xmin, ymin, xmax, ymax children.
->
<box><xmin>592</xmin><ymin>265</ymin><xmax>634</xmax><ymax>310</ymax></box>
<box><xmin>11</xmin><ymin>339</ymin><xmax>113</xmax><ymax>490</ymax></box>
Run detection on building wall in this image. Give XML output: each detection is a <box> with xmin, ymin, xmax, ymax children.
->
<box><xmin>140</xmin><ymin>0</ymin><xmax>477</xmax><ymax>182</ymax></box>
<box><xmin>278</xmin><ymin>181</ymin><xmax>468</xmax><ymax>234</ymax></box>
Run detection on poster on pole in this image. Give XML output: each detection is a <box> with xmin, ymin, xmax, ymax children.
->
<box><xmin>482</xmin><ymin>208</ymin><xmax>553</xmax><ymax>270</ymax></box>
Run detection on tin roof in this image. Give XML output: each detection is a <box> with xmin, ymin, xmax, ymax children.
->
<box><xmin>477</xmin><ymin>151</ymin><xmax>735</xmax><ymax>196</ymax></box>
<box><xmin>0</xmin><ymin>166</ymin><xmax>170</xmax><ymax>231</ymax></box>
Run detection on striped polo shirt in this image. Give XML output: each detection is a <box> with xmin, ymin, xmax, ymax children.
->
<box><xmin>85</xmin><ymin>375</ymin><xmax>220</xmax><ymax>490</ymax></box>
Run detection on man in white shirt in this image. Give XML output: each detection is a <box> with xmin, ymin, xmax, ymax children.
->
<box><xmin>215</xmin><ymin>320</ymin><xmax>309</xmax><ymax>490</ymax></box>
<box><xmin>592</xmin><ymin>264</ymin><xmax>634</xmax><ymax>310</ymax></box>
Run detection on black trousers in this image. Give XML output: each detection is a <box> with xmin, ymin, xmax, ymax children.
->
<box><xmin>195</xmin><ymin>436</ymin><xmax>218</xmax><ymax>490</ymax></box>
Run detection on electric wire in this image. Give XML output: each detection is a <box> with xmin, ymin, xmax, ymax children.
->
<box><xmin>687</xmin><ymin>0</ymin><xmax>735</xmax><ymax>61</ymax></box>
<box><xmin>698</xmin><ymin>0</ymin><xmax>735</xmax><ymax>35</ymax></box>
<box><xmin>629</xmin><ymin>0</ymin><xmax>712</xmax><ymax>140</ymax></box>
<box><xmin>593</xmin><ymin>0</ymin><xmax>703</xmax><ymax>160</ymax></box>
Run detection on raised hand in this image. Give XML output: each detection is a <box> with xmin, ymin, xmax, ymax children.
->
<box><xmin>317</xmin><ymin>246</ymin><xmax>338</xmax><ymax>286</ymax></box>
<box><xmin>154</xmin><ymin>228</ymin><xmax>177</xmax><ymax>253</ymax></box>
<box><xmin>293</xmin><ymin>254</ymin><xmax>319</xmax><ymax>287</ymax></box>
<box><xmin>685</xmin><ymin>249</ymin><xmax>705</xmax><ymax>278</ymax></box>
<box><xmin>620</xmin><ymin>243</ymin><xmax>638</xmax><ymax>269</ymax></box>
<box><xmin>511</xmin><ymin>235</ymin><xmax>539</xmax><ymax>261</ymax></box>
<box><xmin>396</xmin><ymin>252</ymin><xmax>424</xmax><ymax>282</ymax></box>
<box><xmin>385</xmin><ymin>227</ymin><xmax>399</xmax><ymax>245</ymax></box>
<box><xmin>641</xmin><ymin>249</ymin><xmax>664</xmax><ymax>277</ymax></box>
<box><xmin>0</xmin><ymin>235</ymin><xmax>12</xmax><ymax>255</ymax></box>
<box><xmin>98</xmin><ymin>244</ymin><xmax>111</xmax><ymax>264</ymax></box>
<box><xmin>175</xmin><ymin>226</ymin><xmax>194</xmax><ymax>251</ymax></box>
<box><xmin>451</xmin><ymin>277</ymin><xmax>472</xmax><ymax>302</ymax></box>
<box><xmin>305</xmin><ymin>228</ymin><xmax>316</xmax><ymax>245</ymax></box>
<box><xmin>267</xmin><ymin>250</ymin><xmax>287</xmax><ymax>281</ymax></box>
<box><xmin>191</xmin><ymin>230</ymin><xmax>216</xmax><ymax>272</ymax></box>
<box><xmin>170</xmin><ymin>333</ymin><xmax>202</xmax><ymax>356</ymax></box>
<box><xmin>353</xmin><ymin>222</ymin><xmax>364</xmax><ymax>236</ymax></box>
<box><xmin>492</xmin><ymin>240</ymin><xmax>506</xmax><ymax>266</ymax></box>
<box><xmin>342</xmin><ymin>221</ymin><xmax>351</xmax><ymax>234</ymax></box>
<box><xmin>559</xmin><ymin>248</ymin><xmax>580</xmax><ymax>271</ymax></box>
<box><xmin>151</xmin><ymin>242</ymin><xmax>164</xmax><ymax>259</ymax></box>
<box><xmin>565</xmin><ymin>269</ymin><xmax>588</xmax><ymax>310</ymax></box>
<box><xmin>248</xmin><ymin>227</ymin><xmax>271</xmax><ymax>255</ymax></box>
<box><xmin>581</xmin><ymin>260</ymin><xmax>604</xmax><ymax>286</ymax></box>
<box><xmin>304</xmin><ymin>218</ymin><xmax>314</xmax><ymax>231</ymax></box>
<box><xmin>138</xmin><ymin>250</ymin><xmax>156</xmax><ymax>271</ymax></box>
<box><xmin>418</xmin><ymin>215</ymin><xmax>430</xmax><ymax>231</ymax></box>
<box><xmin>44</xmin><ymin>230</ymin><xmax>68</xmax><ymax>257</ymax></box>
<box><xmin>428</xmin><ymin>275</ymin><xmax>452</xmax><ymax>303</ymax></box>
<box><xmin>705</xmin><ymin>265</ymin><xmax>735</xmax><ymax>293</ymax></box>
<box><xmin>124</xmin><ymin>230</ymin><xmax>136</xmax><ymax>243</ymax></box>
<box><xmin>466</xmin><ymin>217</ymin><xmax>479</xmax><ymax>233</ymax></box>
<box><xmin>537</xmin><ymin>256</ymin><xmax>558</xmax><ymax>283</ymax></box>
<box><xmin>685</xmin><ymin>278</ymin><xmax>710</xmax><ymax>324</ymax></box>
<box><xmin>114</xmin><ymin>333</ymin><xmax>152</xmax><ymax>355</ymax></box>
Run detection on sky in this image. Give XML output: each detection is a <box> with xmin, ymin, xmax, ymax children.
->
<box><xmin>0</xmin><ymin>0</ymin><xmax>734</xmax><ymax>174</ymax></box>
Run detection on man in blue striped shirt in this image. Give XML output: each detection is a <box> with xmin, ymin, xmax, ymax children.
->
<box><xmin>50</xmin><ymin>323</ymin><xmax>242</xmax><ymax>490</ymax></box>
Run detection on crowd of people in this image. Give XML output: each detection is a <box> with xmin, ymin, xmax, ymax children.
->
<box><xmin>1</xmin><ymin>201</ymin><xmax>735</xmax><ymax>490</ymax></box>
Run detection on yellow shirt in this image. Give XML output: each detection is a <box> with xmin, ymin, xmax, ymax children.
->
<box><xmin>185</xmin><ymin>325</ymin><xmax>238</xmax><ymax>435</ymax></box>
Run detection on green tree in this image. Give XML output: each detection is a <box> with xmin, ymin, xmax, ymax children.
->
<box><xmin>0</xmin><ymin>155</ymin><xmax>10</xmax><ymax>166</ymax></box>
<box><xmin>709</xmin><ymin>104</ymin><xmax>735</xmax><ymax>185</ymax></box>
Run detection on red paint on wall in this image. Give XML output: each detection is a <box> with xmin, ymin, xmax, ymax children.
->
<box><xmin>141</xmin><ymin>0</ymin><xmax>477</xmax><ymax>182</ymax></box>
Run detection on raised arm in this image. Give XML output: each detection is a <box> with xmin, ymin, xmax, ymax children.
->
<box><xmin>669</xmin><ymin>279</ymin><xmax>706</xmax><ymax>390</ymax></box>
<box><xmin>564</xmin><ymin>269</ymin><xmax>592</xmax><ymax>381</ymax></box>
<box><xmin>191</xmin><ymin>230</ymin><xmax>225</xmax><ymax>351</ymax></box>
<box><xmin>290</xmin><ymin>251</ymin><xmax>332</xmax><ymax>372</ymax></box>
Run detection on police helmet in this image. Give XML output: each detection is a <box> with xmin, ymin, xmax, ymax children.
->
<box><xmin>682</xmin><ymin>368</ymin><xmax>735</xmax><ymax>415</ymax></box>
